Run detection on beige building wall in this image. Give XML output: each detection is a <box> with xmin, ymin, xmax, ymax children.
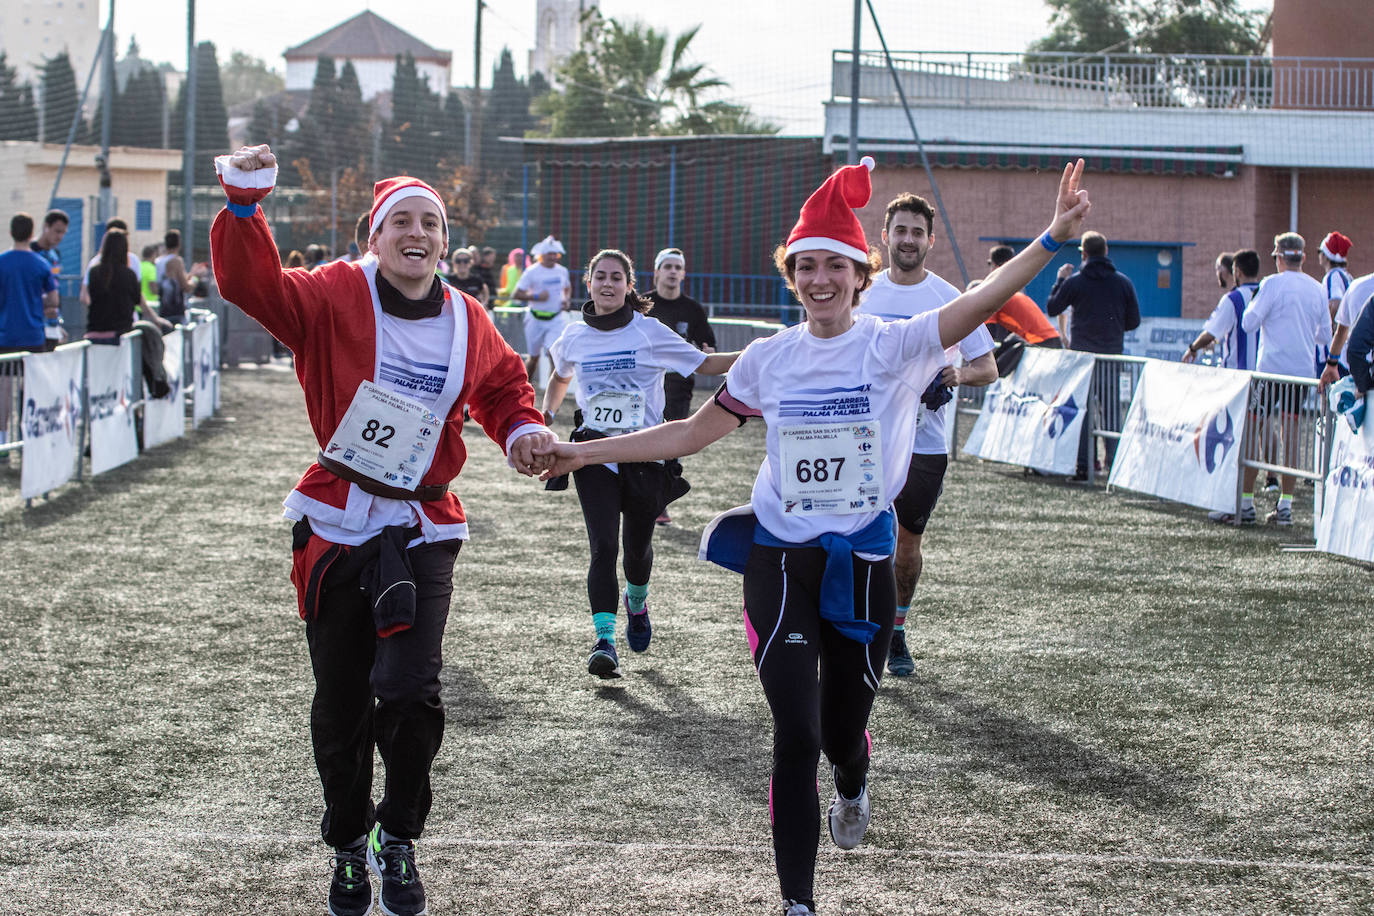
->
<box><xmin>0</xmin><ymin>142</ymin><xmax>183</xmax><ymax>267</ymax></box>
<box><xmin>0</xmin><ymin>0</ymin><xmax>101</xmax><ymax>96</ymax></box>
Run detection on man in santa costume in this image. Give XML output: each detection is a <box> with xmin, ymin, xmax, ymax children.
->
<box><xmin>211</xmin><ymin>143</ymin><xmax>554</xmax><ymax>916</ymax></box>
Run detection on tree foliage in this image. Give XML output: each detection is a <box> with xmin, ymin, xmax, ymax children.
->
<box><xmin>383</xmin><ymin>52</ymin><xmax>464</xmax><ymax>186</ymax></box>
<box><xmin>0</xmin><ymin>53</ymin><xmax>38</xmax><ymax>141</ymax></box>
<box><xmin>220</xmin><ymin>50</ymin><xmax>286</xmax><ymax>108</ymax></box>
<box><xmin>170</xmin><ymin>41</ymin><xmax>231</xmax><ymax>184</ymax></box>
<box><xmin>534</xmin><ymin>10</ymin><xmax>776</xmax><ymax>138</ymax></box>
<box><xmin>1030</xmin><ymin>0</ymin><xmax>1266</xmax><ymax>57</ymax></box>
<box><xmin>40</xmin><ymin>52</ymin><xmax>82</xmax><ymax>143</ymax></box>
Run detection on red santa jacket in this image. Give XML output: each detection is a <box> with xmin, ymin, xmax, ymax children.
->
<box><xmin>210</xmin><ymin>166</ymin><xmax>543</xmax><ymax>542</ymax></box>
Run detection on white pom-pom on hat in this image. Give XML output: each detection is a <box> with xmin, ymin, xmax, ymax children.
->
<box><xmin>860</xmin><ymin>155</ymin><xmax>875</xmax><ymax>171</ymax></box>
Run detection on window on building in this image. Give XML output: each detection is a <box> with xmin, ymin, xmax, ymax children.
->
<box><xmin>135</xmin><ymin>200</ymin><xmax>153</xmax><ymax>232</ymax></box>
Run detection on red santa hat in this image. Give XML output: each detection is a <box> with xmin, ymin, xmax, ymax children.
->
<box><xmin>785</xmin><ymin>156</ymin><xmax>876</xmax><ymax>262</ymax></box>
<box><xmin>370</xmin><ymin>177</ymin><xmax>447</xmax><ymax>241</ymax></box>
<box><xmin>1320</xmin><ymin>231</ymin><xmax>1351</xmax><ymax>262</ymax></box>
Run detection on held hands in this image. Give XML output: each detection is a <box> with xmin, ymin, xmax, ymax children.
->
<box><xmin>228</xmin><ymin>144</ymin><xmax>277</xmax><ymax>171</ymax></box>
<box><xmin>1048</xmin><ymin>159</ymin><xmax>1091</xmax><ymax>244</ymax></box>
<box><xmin>531</xmin><ymin>440</ymin><xmax>587</xmax><ymax>480</ymax></box>
<box><xmin>510</xmin><ymin>430</ymin><xmax>557</xmax><ymax>477</ymax></box>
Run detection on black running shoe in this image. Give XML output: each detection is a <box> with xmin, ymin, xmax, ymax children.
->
<box><xmin>367</xmin><ymin>826</ymin><xmax>427</xmax><ymax>916</ymax></box>
<box><xmin>887</xmin><ymin>630</ymin><xmax>915</xmax><ymax>677</ymax></box>
<box><xmin>328</xmin><ymin>844</ymin><xmax>373</xmax><ymax>916</ymax></box>
<box><xmin>624</xmin><ymin>593</ymin><xmax>652</xmax><ymax>653</ymax></box>
<box><xmin>587</xmin><ymin>638</ymin><xmax>622</xmax><ymax>678</ymax></box>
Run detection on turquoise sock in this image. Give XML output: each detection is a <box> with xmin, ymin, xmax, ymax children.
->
<box><xmin>625</xmin><ymin>582</ymin><xmax>649</xmax><ymax>613</ymax></box>
<box><xmin>894</xmin><ymin>605</ymin><xmax>910</xmax><ymax>631</ymax></box>
<box><xmin>593</xmin><ymin>611</ymin><xmax>616</xmax><ymax>643</ymax></box>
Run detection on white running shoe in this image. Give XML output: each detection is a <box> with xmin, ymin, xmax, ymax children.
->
<box><xmin>783</xmin><ymin>901</ymin><xmax>818</xmax><ymax>916</ymax></box>
<box><xmin>826</xmin><ymin>770</ymin><xmax>871</xmax><ymax>850</ymax></box>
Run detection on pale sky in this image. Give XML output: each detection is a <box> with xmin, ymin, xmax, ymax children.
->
<box><xmin>98</xmin><ymin>0</ymin><xmax>1058</xmax><ymax>134</ymax></box>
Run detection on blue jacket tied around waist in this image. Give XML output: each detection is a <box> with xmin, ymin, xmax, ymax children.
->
<box><xmin>700</xmin><ymin>507</ymin><xmax>896</xmax><ymax>644</ymax></box>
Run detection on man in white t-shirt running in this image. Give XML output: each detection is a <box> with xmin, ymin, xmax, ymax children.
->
<box><xmin>856</xmin><ymin>193</ymin><xmax>996</xmax><ymax>676</ymax></box>
<box><xmin>512</xmin><ymin>235</ymin><xmax>572</xmax><ymax>381</ymax></box>
<box><xmin>1221</xmin><ymin>232</ymin><xmax>1333</xmax><ymax>527</ymax></box>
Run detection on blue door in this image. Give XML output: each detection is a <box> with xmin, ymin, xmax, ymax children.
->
<box><xmin>999</xmin><ymin>238</ymin><xmax>1185</xmax><ymax>319</ymax></box>
<box><xmin>52</xmin><ymin>196</ymin><xmax>83</xmax><ymax>293</ymax></box>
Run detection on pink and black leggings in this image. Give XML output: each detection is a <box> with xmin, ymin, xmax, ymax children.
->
<box><xmin>743</xmin><ymin>543</ymin><xmax>896</xmax><ymax>907</ymax></box>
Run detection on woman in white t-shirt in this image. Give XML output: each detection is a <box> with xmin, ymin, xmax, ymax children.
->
<box><xmin>535</xmin><ymin>161</ymin><xmax>1090</xmax><ymax>915</ymax></box>
<box><xmin>543</xmin><ymin>249</ymin><xmax>740</xmax><ymax>679</ymax></box>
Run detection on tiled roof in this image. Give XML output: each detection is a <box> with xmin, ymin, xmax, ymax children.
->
<box><xmin>284</xmin><ymin>11</ymin><xmax>451</xmax><ymax>63</ymax></box>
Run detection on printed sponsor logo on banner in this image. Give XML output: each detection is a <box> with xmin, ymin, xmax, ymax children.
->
<box><xmin>23</xmin><ymin>396</ymin><xmax>68</xmax><ymax>439</ymax></box>
<box><xmin>1130</xmin><ymin>404</ymin><xmax>1236</xmax><ymax>475</ymax></box>
<box><xmin>1192</xmin><ymin>409</ymin><xmax>1236</xmax><ymax>473</ymax></box>
<box><xmin>1042</xmin><ymin>392</ymin><xmax>1080</xmax><ymax>439</ymax></box>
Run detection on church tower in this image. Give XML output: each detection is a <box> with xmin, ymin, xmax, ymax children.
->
<box><xmin>529</xmin><ymin>0</ymin><xmax>598</xmax><ymax>83</ymax></box>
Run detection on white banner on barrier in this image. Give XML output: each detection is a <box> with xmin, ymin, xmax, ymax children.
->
<box><xmin>191</xmin><ymin>321</ymin><xmax>214</xmax><ymax>427</ymax></box>
<box><xmin>963</xmin><ymin>348</ymin><xmax>1094</xmax><ymax>475</ymax></box>
<box><xmin>20</xmin><ymin>348</ymin><xmax>83</xmax><ymax>499</ymax></box>
<box><xmin>1108</xmin><ymin>361</ymin><xmax>1250</xmax><ymax>512</ymax></box>
<box><xmin>87</xmin><ymin>340</ymin><xmax>138</xmax><ymax>475</ymax></box>
<box><xmin>143</xmin><ymin>328</ymin><xmax>185</xmax><ymax>449</ymax></box>
<box><xmin>1316</xmin><ymin>403</ymin><xmax>1374</xmax><ymax>563</ymax></box>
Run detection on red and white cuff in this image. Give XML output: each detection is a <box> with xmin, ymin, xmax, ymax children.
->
<box><xmin>214</xmin><ymin>155</ymin><xmax>277</xmax><ymax>215</ymax></box>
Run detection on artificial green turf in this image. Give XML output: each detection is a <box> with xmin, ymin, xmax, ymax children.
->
<box><xmin>0</xmin><ymin>365</ymin><xmax>1369</xmax><ymax>914</ymax></box>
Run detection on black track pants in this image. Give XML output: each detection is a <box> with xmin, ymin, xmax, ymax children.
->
<box><xmin>572</xmin><ymin>462</ymin><xmax>659</xmax><ymax>612</ymax></box>
<box><xmin>742</xmin><ymin>544</ymin><xmax>896</xmax><ymax>905</ymax></box>
<box><xmin>305</xmin><ymin>538</ymin><xmax>460</xmax><ymax>847</ymax></box>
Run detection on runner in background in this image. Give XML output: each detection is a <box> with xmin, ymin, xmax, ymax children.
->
<box><xmin>542</xmin><ymin>248</ymin><xmax>738</xmax><ymax>678</ymax></box>
<box><xmin>645</xmin><ymin>246</ymin><xmax>717</xmax><ymax>525</ymax></box>
<box><xmin>495</xmin><ymin>247</ymin><xmax>525</xmax><ymax>307</ymax></box>
<box><xmin>534</xmin><ymin>158</ymin><xmax>1091</xmax><ymax>916</ymax></box>
<box><xmin>856</xmin><ymin>194</ymin><xmax>998</xmax><ymax>678</ymax></box>
<box><xmin>512</xmin><ymin>235</ymin><xmax>571</xmax><ymax>381</ymax></box>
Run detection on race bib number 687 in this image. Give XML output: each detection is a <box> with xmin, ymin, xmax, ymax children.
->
<box><xmin>778</xmin><ymin>420</ymin><xmax>884</xmax><ymax>515</ymax></box>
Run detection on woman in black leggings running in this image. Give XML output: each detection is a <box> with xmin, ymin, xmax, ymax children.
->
<box><xmin>542</xmin><ymin>249</ymin><xmax>739</xmax><ymax>678</ymax></box>
<box><xmin>535</xmin><ymin>161</ymin><xmax>1090</xmax><ymax>912</ymax></box>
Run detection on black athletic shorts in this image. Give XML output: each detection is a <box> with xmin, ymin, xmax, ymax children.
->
<box><xmin>892</xmin><ymin>452</ymin><xmax>949</xmax><ymax>535</ymax></box>
<box><xmin>1249</xmin><ymin>381</ymin><xmax>1305</xmax><ymax>416</ymax></box>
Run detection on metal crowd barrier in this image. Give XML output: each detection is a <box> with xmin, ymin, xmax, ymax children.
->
<box><xmin>949</xmin><ymin>350</ymin><xmax>1338</xmax><ymax>535</ymax></box>
<box><xmin>2</xmin><ymin>310</ymin><xmax>223</xmax><ymax>502</ymax></box>
<box><xmin>1084</xmin><ymin>354</ymin><xmax>1149</xmax><ymax>485</ymax></box>
<box><xmin>1238</xmin><ymin>373</ymin><xmax>1333</xmax><ymax>519</ymax></box>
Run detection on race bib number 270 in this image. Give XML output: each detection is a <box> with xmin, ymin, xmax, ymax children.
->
<box><xmin>324</xmin><ymin>381</ymin><xmax>443</xmax><ymax>489</ymax></box>
<box><xmin>778</xmin><ymin>420</ymin><xmax>883</xmax><ymax>515</ymax></box>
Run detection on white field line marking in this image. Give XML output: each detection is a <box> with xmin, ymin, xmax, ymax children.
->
<box><xmin>13</xmin><ymin>829</ymin><xmax>1374</xmax><ymax>878</ymax></box>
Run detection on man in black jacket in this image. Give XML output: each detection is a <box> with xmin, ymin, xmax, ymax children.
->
<box><xmin>1047</xmin><ymin>231</ymin><xmax>1140</xmax><ymax>479</ymax></box>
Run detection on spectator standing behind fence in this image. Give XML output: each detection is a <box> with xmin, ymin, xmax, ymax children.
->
<box><xmin>1318</xmin><ymin>231</ymin><xmax>1353</xmax><ymax>323</ymax></box>
<box><xmin>1184</xmin><ymin>249</ymin><xmax>1261</xmax><ymax>371</ymax></box>
<box><xmin>210</xmin><ymin>143</ymin><xmax>554</xmax><ymax>916</ymax></box>
<box><xmin>1217</xmin><ymin>232</ymin><xmax>1333</xmax><ymax>527</ymax></box>
<box><xmin>0</xmin><ymin>213</ymin><xmax>59</xmax><ymax>443</ymax></box>
<box><xmin>984</xmin><ymin>244</ymin><xmax>1062</xmax><ymax>372</ymax></box>
<box><xmin>1046</xmin><ymin>230</ymin><xmax>1140</xmax><ymax>481</ymax></box>
<box><xmin>155</xmin><ymin>230</ymin><xmax>195</xmax><ymax>326</ymax></box>
<box><xmin>1320</xmin><ymin>268</ymin><xmax>1374</xmax><ymax>392</ymax></box>
<box><xmin>1215</xmin><ymin>251</ymin><xmax>1235</xmax><ymax>292</ymax></box>
<box><xmin>495</xmin><ymin>247</ymin><xmax>524</xmax><ymax>307</ymax></box>
<box><xmin>29</xmin><ymin>209</ymin><xmax>68</xmax><ymax>350</ymax></box>
<box><xmin>475</xmin><ymin>246</ymin><xmax>498</xmax><ymax>294</ymax></box>
<box><xmin>444</xmin><ymin>247</ymin><xmax>490</xmax><ymax>308</ymax></box>
<box><xmin>81</xmin><ymin>218</ymin><xmax>145</xmax><ymax>317</ymax></box>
